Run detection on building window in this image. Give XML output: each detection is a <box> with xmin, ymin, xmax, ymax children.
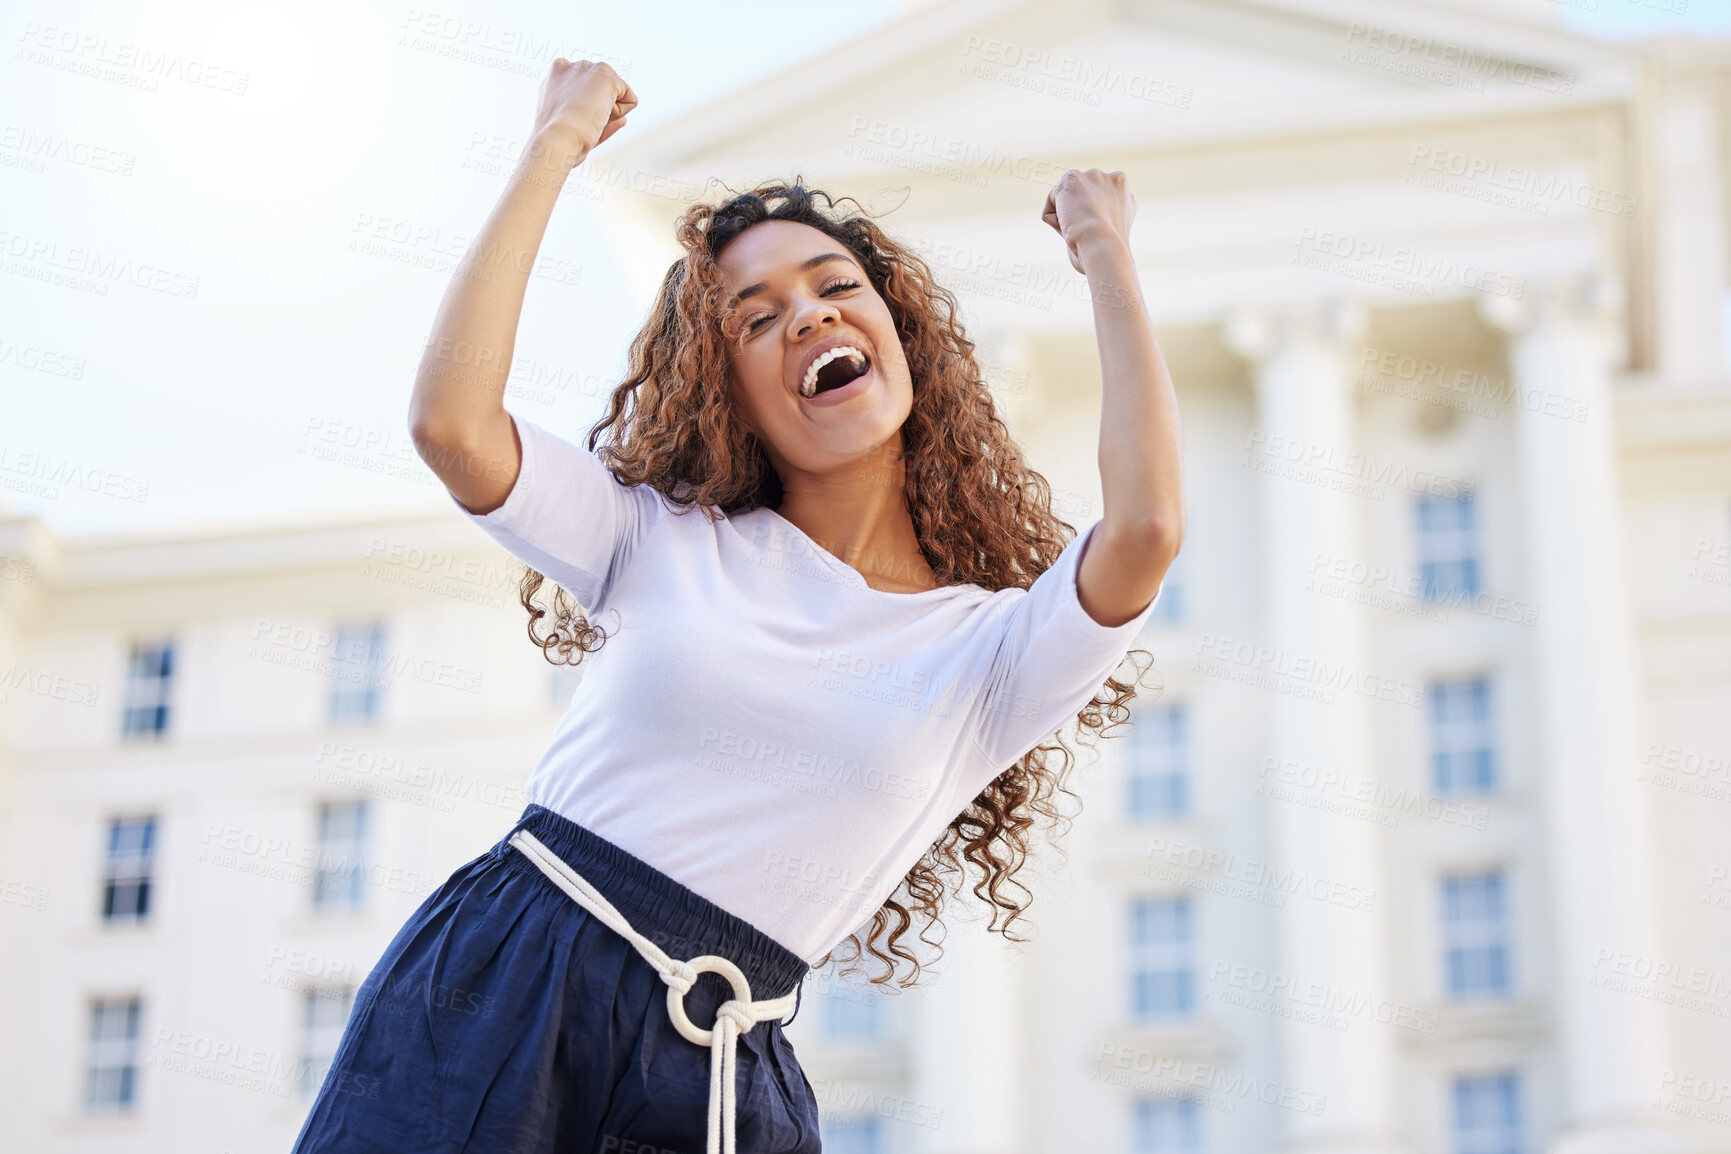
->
<box><xmin>313</xmin><ymin>801</ymin><xmax>368</xmax><ymax>911</ymax></box>
<box><xmin>1442</xmin><ymin>871</ymin><xmax>1511</xmax><ymax>999</ymax></box>
<box><xmin>121</xmin><ymin>640</ymin><xmax>174</xmax><ymax>738</ymax></box>
<box><xmin>1429</xmin><ymin>678</ymin><xmax>1498</xmax><ymax>794</ymax></box>
<box><xmin>101</xmin><ymin>816</ymin><xmax>157</xmax><ymax>923</ymax></box>
<box><xmin>300</xmin><ymin>987</ymin><xmax>355</xmax><ymax>1095</ymax></box>
<box><xmin>1127</xmin><ymin>704</ymin><xmax>1189</xmax><ymax>820</ymax></box>
<box><xmin>1452</xmin><ymin>1071</ymin><xmax>1523</xmax><ymax>1154</ymax></box>
<box><xmin>820</xmin><ymin>1116</ymin><xmax>882</xmax><ymax>1154</ymax></box>
<box><xmin>329</xmin><ymin>622</ymin><xmax>387</xmax><ymax>725</ymax></box>
<box><xmin>1131</xmin><ymin>896</ymin><xmax>1195</xmax><ymax>1020</ymax></box>
<box><xmin>821</xmin><ymin>983</ymin><xmax>884</xmax><ymax>1043</ymax></box>
<box><xmin>1134</xmin><ymin>1096</ymin><xmax>1201</xmax><ymax>1153</ymax></box>
<box><xmin>84</xmin><ymin>997</ymin><xmax>142</xmax><ymax>1112</ymax></box>
<box><xmin>1416</xmin><ymin>493</ymin><xmax>1480</xmax><ymax>599</ymax></box>
<box><xmin>548</xmin><ymin>662</ymin><xmax>584</xmax><ymax>709</ymax></box>
<box><xmin>1145</xmin><ymin>542</ymin><xmax>1187</xmax><ymax>624</ymax></box>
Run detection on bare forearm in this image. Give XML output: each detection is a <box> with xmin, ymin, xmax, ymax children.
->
<box><xmin>406</xmin><ymin>133</ymin><xmax>584</xmax><ymax>442</ymax></box>
<box><xmin>1079</xmin><ymin>234</ymin><xmax>1184</xmax><ymax>546</ymax></box>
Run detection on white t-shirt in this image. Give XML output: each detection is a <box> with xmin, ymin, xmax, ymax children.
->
<box><xmin>450</xmin><ymin>411</ymin><xmax>1158</xmax><ymax>964</ymax></box>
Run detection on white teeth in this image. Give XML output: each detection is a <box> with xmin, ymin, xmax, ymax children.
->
<box><xmin>800</xmin><ymin>346</ymin><xmax>867</xmax><ymax>398</ymax></box>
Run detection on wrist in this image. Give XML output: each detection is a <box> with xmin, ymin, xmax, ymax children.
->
<box><xmin>1076</xmin><ymin>235</ymin><xmax>1144</xmax><ymax>313</ymax></box>
<box><xmin>521</xmin><ymin>129</ymin><xmax>588</xmax><ymax>175</ymax></box>
<box><xmin>1075</xmin><ymin>228</ymin><xmax>1132</xmax><ymax>267</ymax></box>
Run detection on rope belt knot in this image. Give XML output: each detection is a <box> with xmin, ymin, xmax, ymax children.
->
<box><xmin>509</xmin><ymin>830</ymin><xmax>798</xmax><ymax>1154</ymax></box>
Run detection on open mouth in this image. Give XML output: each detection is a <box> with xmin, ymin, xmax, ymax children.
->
<box><xmin>800</xmin><ymin>346</ymin><xmax>872</xmax><ymax>399</ymax></box>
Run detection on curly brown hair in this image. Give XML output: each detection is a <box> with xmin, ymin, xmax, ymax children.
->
<box><xmin>514</xmin><ymin>179</ymin><xmax>1158</xmax><ymax>988</ymax></box>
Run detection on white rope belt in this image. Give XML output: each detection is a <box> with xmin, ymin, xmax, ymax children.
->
<box><xmin>509</xmin><ymin>829</ymin><xmax>798</xmax><ymax>1154</ymax></box>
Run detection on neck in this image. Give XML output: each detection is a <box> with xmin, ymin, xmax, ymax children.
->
<box><xmin>772</xmin><ymin>440</ymin><xmax>935</xmax><ymax>592</ymax></box>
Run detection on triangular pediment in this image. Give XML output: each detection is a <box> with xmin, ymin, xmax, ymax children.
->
<box><xmin>604</xmin><ymin>0</ymin><xmax>1638</xmax><ymax>187</ymax></box>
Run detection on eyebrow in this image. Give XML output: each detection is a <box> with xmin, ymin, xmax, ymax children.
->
<box><xmin>731</xmin><ymin>252</ymin><xmax>858</xmax><ymax>305</ymax></box>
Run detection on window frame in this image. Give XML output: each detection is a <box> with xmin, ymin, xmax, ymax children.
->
<box><xmin>299</xmin><ymin>985</ymin><xmax>356</xmax><ymax>1096</ymax></box>
<box><xmin>1450</xmin><ymin>1069</ymin><xmax>1524</xmax><ymax>1154</ymax></box>
<box><xmin>1415</xmin><ymin>492</ymin><xmax>1482</xmax><ymax>601</ymax></box>
<box><xmin>1127</xmin><ymin>702</ymin><xmax>1191</xmax><ymax>821</ymax></box>
<box><xmin>100</xmin><ymin>815</ymin><xmax>158</xmax><ymax>925</ymax></box>
<box><xmin>120</xmin><ymin>639</ymin><xmax>174</xmax><ymax>739</ymax></box>
<box><xmin>1133</xmin><ymin>1094</ymin><xmax>1203</xmax><ymax>1153</ymax></box>
<box><xmin>83</xmin><ymin>995</ymin><xmax>143</xmax><ymax>1114</ymax></box>
<box><xmin>329</xmin><ymin>620</ymin><xmax>388</xmax><ymax>726</ymax></box>
<box><xmin>1440</xmin><ymin>869</ymin><xmax>1513</xmax><ymax>1001</ymax></box>
<box><xmin>1130</xmin><ymin>895</ymin><xmax>1197</xmax><ymax>1021</ymax></box>
<box><xmin>1427</xmin><ymin>676</ymin><xmax>1500</xmax><ymax>796</ymax></box>
<box><xmin>312</xmin><ymin>800</ymin><xmax>369</xmax><ymax>913</ymax></box>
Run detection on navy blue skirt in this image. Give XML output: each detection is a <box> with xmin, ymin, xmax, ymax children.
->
<box><xmin>290</xmin><ymin>804</ymin><xmax>823</xmax><ymax>1153</ymax></box>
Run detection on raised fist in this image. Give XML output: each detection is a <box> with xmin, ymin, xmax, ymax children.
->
<box><xmin>529</xmin><ymin>58</ymin><xmax>637</xmax><ymax>169</ymax></box>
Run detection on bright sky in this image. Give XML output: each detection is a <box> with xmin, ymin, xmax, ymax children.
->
<box><xmin>0</xmin><ymin>0</ymin><xmax>903</xmax><ymax>538</ymax></box>
<box><xmin>1</xmin><ymin>0</ymin><xmax>1725</xmax><ymax>539</ymax></box>
<box><xmin>1561</xmin><ymin>0</ymin><xmax>1731</xmax><ymax>37</ymax></box>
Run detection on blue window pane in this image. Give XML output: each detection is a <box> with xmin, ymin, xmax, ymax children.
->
<box><xmin>821</xmin><ymin>1116</ymin><xmax>882</xmax><ymax>1154</ymax></box>
<box><xmin>122</xmin><ymin>641</ymin><xmax>174</xmax><ymax>737</ymax></box>
<box><xmin>84</xmin><ymin>997</ymin><xmax>142</xmax><ymax>1112</ymax></box>
<box><xmin>1416</xmin><ymin>494</ymin><xmax>1481</xmax><ymax>600</ymax></box>
<box><xmin>102</xmin><ymin>816</ymin><xmax>157</xmax><ymax>922</ymax></box>
<box><xmin>314</xmin><ymin>801</ymin><xmax>368</xmax><ymax>911</ymax></box>
<box><xmin>1146</xmin><ymin>554</ymin><xmax>1186</xmax><ymax>624</ymax></box>
<box><xmin>1135</xmin><ymin>1096</ymin><xmax>1201</xmax><ymax>1153</ymax></box>
<box><xmin>1128</xmin><ymin>705</ymin><xmax>1189</xmax><ymax>820</ymax></box>
<box><xmin>1131</xmin><ymin>897</ymin><xmax>1195</xmax><ymax>1019</ymax></box>
<box><xmin>1453</xmin><ymin>1071</ymin><xmax>1523</xmax><ymax>1154</ymax></box>
<box><xmin>1429</xmin><ymin>678</ymin><xmax>1498</xmax><ymax>795</ymax></box>
<box><xmin>822</xmin><ymin>984</ymin><xmax>883</xmax><ymax>1042</ymax></box>
<box><xmin>300</xmin><ymin>987</ymin><xmax>356</xmax><ymax>1095</ymax></box>
<box><xmin>330</xmin><ymin>622</ymin><xmax>387</xmax><ymax>725</ymax></box>
<box><xmin>1442</xmin><ymin>872</ymin><xmax>1511</xmax><ymax>999</ymax></box>
<box><xmin>548</xmin><ymin>663</ymin><xmax>584</xmax><ymax>708</ymax></box>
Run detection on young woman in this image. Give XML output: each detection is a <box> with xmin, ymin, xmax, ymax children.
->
<box><xmin>292</xmin><ymin>57</ymin><xmax>1182</xmax><ymax>1154</ymax></box>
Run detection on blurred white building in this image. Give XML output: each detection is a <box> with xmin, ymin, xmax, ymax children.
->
<box><xmin>3</xmin><ymin>1</ymin><xmax>1730</xmax><ymax>1153</ymax></box>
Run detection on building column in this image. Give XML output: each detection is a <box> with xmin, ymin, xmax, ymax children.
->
<box><xmin>1226</xmin><ymin>303</ymin><xmax>1406</xmax><ymax>1154</ymax></box>
<box><xmin>1479</xmin><ymin>277</ymin><xmax>1697</xmax><ymax>1154</ymax></box>
<box><xmin>0</xmin><ymin>513</ymin><xmax>53</xmax><ymax>822</ymax></box>
<box><xmin>971</xmin><ymin>321</ymin><xmax>1038</xmax><ymax>436</ymax></box>
<box><xmin>907</xmin><ymin>913</ymin><xmax>1027</xmax><ymax>1154</ymax></box>
<box><xmin>1644</xmin><ymin>60</ymin><xmax>1729</xmax><ymax>386</ymax></box>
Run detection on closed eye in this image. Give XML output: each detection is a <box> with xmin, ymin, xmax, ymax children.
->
<box><xmin>744</xmin><ymin>279</ymin><xmax>863</xmax><ymax>334</ymax></box>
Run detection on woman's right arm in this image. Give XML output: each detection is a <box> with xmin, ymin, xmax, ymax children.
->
<box><xmin>408</xmin><ymin>58</ymin><xmax>636</xmax><ymax>515</ymax></box>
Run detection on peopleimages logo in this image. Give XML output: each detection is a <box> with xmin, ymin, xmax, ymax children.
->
<box><xmin>1407</xmin><ymin>145</ymin><xmax>1639</xmax><ymax>219</ymax></box>
<box><xmin>1192</xmin><ymin>632</ymin><xmax>1425</xmax><ymax>709</ymax></box>
<box><xmin>1245</xmin><ymin>428</ymin><xmax>1476</xmax><ymax>500</ymax></box>
<box><xmin>1356</xmin><ymin>346</ymin><xmax>1589</xmax><ymax>423</ymax></box>
<box><xmin>1293</xmin><ymin>228</ymin><xmax>1525</xmax><ymax>300</ymax></box>
<box><xmin>1093</xmin><ymin>1045</ymin><xmax>1327</xmax><ymax>1116</ymax></box>
<box><xmin>1258</xmin><ymin>756</ymin><xmax>1490</xmax><ymax>831</ymax></box>
<box><xmin>1341</xmin><ymin>24</ymin><xmax>1575</xmax><ymax>95</ymax></box>
<box><xmin>1142</xmin><ymin>833</ymin><xmax>1379</xmax><ymax>913</ymax></box>
<box><xmin>696</xmin><ymin>727</ymin><xmax>933</xmax><ymax>802</ymax></box>
<box><xmin>1209</xmin><ymin>960</ymin><xmax>1440</xmax><ymax>1035</ymax></box>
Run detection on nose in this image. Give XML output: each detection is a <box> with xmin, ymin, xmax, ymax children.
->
<box><xmin>789</xmin><ymin>294</ymin><xmax>841</xmax><ymax>339</ymax></box>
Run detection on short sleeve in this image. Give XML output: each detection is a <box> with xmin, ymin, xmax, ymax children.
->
<box><xmin>970</xmin><ymin>519</ymin><xmax>1159</xmax><ymax>771</ymax></box>
<box><xmin>448</xmin><ymin>411</ymin><xmax>666</xmax><ymax>614</ymax></box>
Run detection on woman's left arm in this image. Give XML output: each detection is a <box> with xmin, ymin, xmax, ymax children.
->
<box><xmin>1043</xmin><ymin>168</ymin><xmax>1185</xmax><ymax>627</ymax></box>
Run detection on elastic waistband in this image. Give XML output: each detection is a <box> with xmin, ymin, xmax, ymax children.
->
<box><xmin>495</xmin><ymin>804</ymin><xmax>809</xmax><ymax>999</ymax></box>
